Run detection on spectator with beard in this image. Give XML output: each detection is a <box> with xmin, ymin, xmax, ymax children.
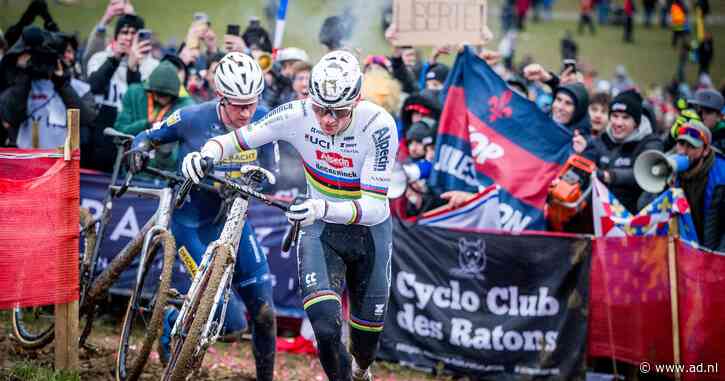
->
<box><xmin>672</xmin><ymin>120</ymin><xmax>725</xmax><ymax>251</ymax></box>
<box><xmin>573</xmin><ymin>90</ymin><xmax>664</xmax><ymax>213</ymax></box>
<box><xmin>86</xmin><ymin>13</ymin><xmax>158</xmax><ymax>170</ymax></box>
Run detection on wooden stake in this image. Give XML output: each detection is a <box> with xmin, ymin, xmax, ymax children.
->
<box><xmin>668</xmin><ymin>219</ymin><xmax>681</xmax><ymax>381</ymax></box>
<box><xmin>54</xmin><ymin>300</ymin><xmax>79</xmax><ymax>371</ymax></box>
<box><xmin>64</xmin><ymin>109</ymin><xmax>80</xmax><ymax>161</ymax></box>
<box><xmin>55</xmin><ymin>108</ymin><xmax>80</xmax><ymax>371</ymax></box>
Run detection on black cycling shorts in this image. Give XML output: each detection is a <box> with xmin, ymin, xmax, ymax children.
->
<box><xmin>297</xmin><ymin>217</ymin><xmax>392</xmax><ymax>333</ymax></box>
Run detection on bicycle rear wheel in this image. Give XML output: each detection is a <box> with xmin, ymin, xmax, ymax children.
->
<box><xmin>11</xmin><ymin>207</ymin><xmax>96</xmax><ymax>349</ymax></box>
<box><xmin>116</xmin><ymin>230</ymin><xmax>176</xmax><ymax>381</ymax></box>
<box><xmin>162</xmin><ymin>246</ymin><xmax>230</xmax><ymax>381</ymax></box>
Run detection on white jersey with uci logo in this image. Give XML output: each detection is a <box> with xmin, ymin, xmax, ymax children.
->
<box><xmin>201</xmin><ymin>99</ymin><xmax>398</xmax><ymax>226</ymax></box>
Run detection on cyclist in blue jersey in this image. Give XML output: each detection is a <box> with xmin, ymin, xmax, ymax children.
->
<box><xmin>183</xmin><ymin>51</ymin><xmax>398</xmax><ymax>381</ymax></box>
<box><xmin>127</xmin><ymin>52</ymin><xmax>275</xmax><ymax>381</ymax></box>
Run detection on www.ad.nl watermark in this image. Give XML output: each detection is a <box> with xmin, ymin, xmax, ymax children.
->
<box><xmin>640</xmin><ymin>361</ymin><xmax>719</xmax><ymax>375</ymax></box>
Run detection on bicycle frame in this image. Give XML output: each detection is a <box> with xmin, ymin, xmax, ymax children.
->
<box><xmin>170</xmin><ymin>194</ymin><xmax>250</xmax><ymax>353</ymax></box>
<box><xmin>79</xmin><ymin>132</ymin><xmax>130</xmax><ymax>306</ymax></box>
<box><xmin>112</xmin><ymin>185</ymin><xmax>175</xmax><ymax>293</ymax></box>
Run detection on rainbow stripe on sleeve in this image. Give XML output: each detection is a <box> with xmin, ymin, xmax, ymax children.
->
<box><xmin>361</xmin><ymin>184</ymin><xmax>388</xmax><ymax>199</ymax></box>
<box><xmin>233</xmin><ymin>129</ymin><xmax>251</xmax><ymax>151</ymax></box>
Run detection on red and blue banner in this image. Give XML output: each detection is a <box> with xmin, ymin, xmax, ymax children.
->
<box><xmin>428</xmin><ymin>47</ymin><xmax>572</xmax><ymax>230</ymax></box>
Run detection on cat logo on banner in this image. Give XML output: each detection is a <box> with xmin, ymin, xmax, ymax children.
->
<box><xmin>451</xmin><ymin>238</ymin><xmax>486</xmax><ymax>280</ymax></box>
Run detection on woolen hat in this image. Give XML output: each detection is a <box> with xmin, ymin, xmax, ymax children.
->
<box><xmin>609</xmin><ymin>89</ymin><xmax>643</xmax><ymax>125</ymax></box>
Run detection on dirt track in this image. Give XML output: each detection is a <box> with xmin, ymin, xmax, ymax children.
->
<box><xmin>0</xmin><ymin>313</ymin><xmax>449</xmax><ymax>380</ymax></box>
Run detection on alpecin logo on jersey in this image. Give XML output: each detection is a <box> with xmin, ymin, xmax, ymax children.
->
<box><xmin>372</xmin><ymin>127</ymin><xmax>391</xmax><ymax>171</ymax></box>
<box><xmin>316</xmin><ymin>150</ymin><xmax>353</xmax><ymax>169</ymax></box>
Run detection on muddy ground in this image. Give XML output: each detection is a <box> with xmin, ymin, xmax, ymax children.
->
<box><xmin>0</xmin><ymin>312</ymin><xmax>452</xmax><ymax>380</ymax></box>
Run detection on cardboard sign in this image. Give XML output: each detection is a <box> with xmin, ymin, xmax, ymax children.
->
<box><xmin>392</xmin><ymin>0</ymin><xmax>492</xmax><ymax>46</ymax></box>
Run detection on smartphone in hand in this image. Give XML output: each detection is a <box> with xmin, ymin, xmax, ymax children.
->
<box><xmin>137</xmin><ymin>28</ymin><xmax>152</xmax><ymax>42</ymax></box>
<box><xmin>562</xmin><ymin>59</ymin><xmax>577</xmax><ymax>73</ymax></box>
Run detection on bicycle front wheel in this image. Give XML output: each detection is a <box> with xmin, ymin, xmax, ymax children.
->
<box><xmin>11</xmin><ymin>207</ymin><xmax>96</xmax><ymax>349</ymax></box>
<box><xmin>116</xmin><ymin>230</ymin><xmax>176</xmax><ymax>381</ymax></box>
<box><xmin>162</xmin><ymin>245</ymin><xmax>230</xmax><ymax>381</ymax></box>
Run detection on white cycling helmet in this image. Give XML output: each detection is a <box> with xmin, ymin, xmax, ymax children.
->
<box><xmin>214</xmin><ymin>52</ymin><xmax>265</xmax><ymax>104</ymax></box>
<box><xmin>308</xmin><ymin>50</ymin><xmax>362</xmax><ymax>109</ymax></box>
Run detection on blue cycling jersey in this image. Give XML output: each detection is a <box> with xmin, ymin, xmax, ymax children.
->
<box><xmin>133</xmin><ymin>101</ymin><xmax>271</xmax><ymax>227</ymax></box>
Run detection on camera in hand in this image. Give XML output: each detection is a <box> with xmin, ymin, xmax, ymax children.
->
<box><xmin>21</xmin><ymin>27</ymin><xmax>65</xmax><ymax>79</ymax></box>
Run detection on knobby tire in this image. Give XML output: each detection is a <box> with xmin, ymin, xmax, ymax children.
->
<box><xmin>115</xmin><ymin>231</ymin><xmax>176</xmax><ymax>381</ymax></box>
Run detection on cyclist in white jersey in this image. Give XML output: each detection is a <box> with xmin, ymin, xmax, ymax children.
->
<box><xmin>182</xmin><ymin>50</ymin><xmax>398</xmax><ymax>381</ymax></box>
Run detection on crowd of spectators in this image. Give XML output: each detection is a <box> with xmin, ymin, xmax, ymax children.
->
<box><xmin>0</xmin><ymin>0</ymin><xmax>722</xmax><ymax>250</ymax></box>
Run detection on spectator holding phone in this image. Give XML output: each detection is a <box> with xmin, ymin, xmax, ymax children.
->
<box><xmin>85</xmin><ymin>13</ymin><xmax>158</xmax><ymax>170</ymax></box>
<box><xmin>81</xmin><ymin>0</ymin><xmax>134</xmax><ymax>76</ymax></box>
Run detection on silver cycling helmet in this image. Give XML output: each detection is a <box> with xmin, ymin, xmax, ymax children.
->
<box><xmin>308</xmin><ymin>50</ymin><xmax>362</xmax><ymax>109</ymax></box>
<box><xmin>214</xmin><ymin>52</ymin><xmax>264</xmax><ymax>104</ymax></box>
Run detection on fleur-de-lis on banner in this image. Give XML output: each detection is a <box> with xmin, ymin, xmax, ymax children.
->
<box><xmin>488</xmin><ymin>90</ymin><xmax>513</xmax><ymax>122</ymax></box>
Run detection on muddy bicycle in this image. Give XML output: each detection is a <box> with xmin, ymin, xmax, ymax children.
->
<box><xmin>11</xmin><ymin>129</ymin><xmax>204</xmax><ymax>371</ymax></box>
<box><xmin>162</xmin><ymin>160</ymin><xmax>300</xmax><ymax>381</ymax></box>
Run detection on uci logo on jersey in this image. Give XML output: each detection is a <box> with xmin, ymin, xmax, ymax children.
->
<box><xmin>306</xmin><ymin>133</ymin><xmax>331</xmax><ymax>149</ymax></box>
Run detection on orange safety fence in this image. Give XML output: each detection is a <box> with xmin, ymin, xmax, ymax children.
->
<box><xmin>0</xmin><ymin>148</ymin><xmax>80</xmax><ymax>309</ymax></box>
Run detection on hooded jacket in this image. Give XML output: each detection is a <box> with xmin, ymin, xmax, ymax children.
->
<box><xmin>553</xmin><ymin>82</ymin><xmax>592</xmax><ymax>136</ymax></box>
<box><xmin>583</xmin><ymin>117</ymin><xmax>665</xmax><ymax>213</ymax></box>
<box><xmin>711</xmin><ymin>120</ymin><xmax>725</xmax><ymax>154</ymax></box>
<box><xmin>400</xmin><ymin>90</ymin><xmax>442</xmax><ymax>131</ymax></box>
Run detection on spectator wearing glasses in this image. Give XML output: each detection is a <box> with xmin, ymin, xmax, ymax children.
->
<box><xmin>674</xmin><ymin>120</ymin><xmax>725</xmax><ymax>251</ymax></box>
<box><xmin>688</xmin><ymin>88</ymin><xmax>725</xmax><ymax>153</ymax></box>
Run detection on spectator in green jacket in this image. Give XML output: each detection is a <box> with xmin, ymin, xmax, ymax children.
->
<box><xmin>114</xmin><ymin>62</ymin><xmax>194</xmax><ymax>171</ymax></box>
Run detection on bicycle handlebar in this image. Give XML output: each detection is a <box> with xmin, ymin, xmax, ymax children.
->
<box><xmin>174</xmin><ymin>159</ymin><xmax>302</xmax><ymax>251</ymax></box>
